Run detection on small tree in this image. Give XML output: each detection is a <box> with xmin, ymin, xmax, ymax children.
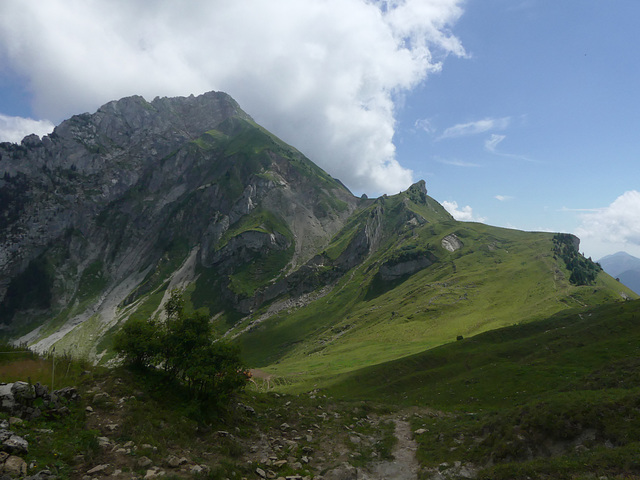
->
<box><xmin>115</xmin><ymin>290</ymin><xmax>247</xmax><ymax>405</ymax></box>
<box><xmin>113</xmin><ymin>317</ymin><xmax>160</xmax><ymax>367</ymax></box>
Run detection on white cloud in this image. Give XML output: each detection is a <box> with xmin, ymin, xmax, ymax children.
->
<box><xmin>442</xmin><ymin>200</ymin><xmax>486</xmax><ymax>222</ymax></box>
<box><xmin>414</xmin><ymin>118</ymin><xmax>435</xmax><ymax>134</ymax></box>
<box><xmin>439</xmin><ymin>116</ymin><xmax>510</xmax><ymax>139</ymax></box>
<box><xmin>575</xmin><ymin>191</ymin><xmax>640</xmax><ymax>247</ymax></box>
<box><xmin>494</xmin><ymin>194</ymin><xmax>513</xmax><ymax>201</ymax></box>
<box><xmin>437</xmin><ymin>158</ymin><xmax>481</xmax><ymax>167</ymax></box>
<box><xmin>0</xmin><ymin>0</ymin><xmax>466</xmax><ymax>196</ymax></box>
<box><xmin>0</xmin><ymin>114</ymin><xmax>54</xmax><ymax>143</ymax></box>
<box><xmin>484</xmin><ymin>134</ymin><xmax>506</xmax><ymax>153</ymax></box>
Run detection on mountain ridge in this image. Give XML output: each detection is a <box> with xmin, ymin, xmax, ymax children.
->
<box><xmin>0</xmin><ymin>91</ymin><xmax>635</xmax><ymax>380</ymax></box>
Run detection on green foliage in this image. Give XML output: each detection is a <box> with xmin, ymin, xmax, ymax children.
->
<box><xmin>114</xmin><ymin>290</ymin><xmax>248</xmax><ymax>405</ymax></box>
<box><xmin>113</xmin><ymin>317</ymin><xmax>160</xmax><ymax>367</ymax></box>
<box><xmin>553</xmin><ymin>233</ymin><xmax>602</xmax><ymax>285</ymax></box>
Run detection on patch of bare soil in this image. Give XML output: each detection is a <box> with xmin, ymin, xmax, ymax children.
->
<box><xmin>362</xmin><ymin>417</ymin><xmax>419</xmax><ymax>480</ymax></box>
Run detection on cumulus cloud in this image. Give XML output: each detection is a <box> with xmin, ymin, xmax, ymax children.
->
<box><xmin>0</xmin><ymin>0</ymin><xmax>466</xmax><ymax>195</ymax></box>
<box><xmin>0</xmin><ymin>114</ymin><xmax>54</xmax><ymax>143</ymax></box>
<box><xmin>442</xmin><ymin>200</ymin><xmax>486</xmax><ymax>222</ymax></box>
<box><xmin>575</xmin><ymin>191</ymin><xmax>640</xmax><ymax>247</ymax></box>
<box><xmin>439</xmin><ymin>116</ymin><xmax>510</xmax><ymax>139</ymax></box>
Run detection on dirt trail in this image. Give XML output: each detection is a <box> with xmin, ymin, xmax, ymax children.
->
<box><xmin>364</xmin><ymin>417</ymin><xmax>419</xmax><ymax>480</ymax></box>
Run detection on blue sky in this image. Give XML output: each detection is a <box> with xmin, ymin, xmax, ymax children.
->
<box><xmin>393</xmin><ymin>1</ymin><xmax>640</xmax><ymax>259</ymax></box>
<box><xmin>0</xmin><ymin>0</ymin><xmax>639</xmax><ymax>259</ymax></box>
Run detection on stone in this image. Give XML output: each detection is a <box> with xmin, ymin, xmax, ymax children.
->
<box><xmin>27</xmin><ymin>469</ymin><xmax>56</xmax><ymax>480</ymax></box>
<box><xmin>85</xmin><ymin>406</ymin><xmax>94</xmax><ymax>413</ymax></box>
<box><xmin>165</xmin><ymin>456</ymin><xmax>186</xmax><ymax>469</ymax></box>
<box><xmin>237</xmin><ymin>403</ymin><xmax>255</xmax><ymax>415</ymax></box>
<box><xmin>97</xmin><ymin>437</ymin><xmax>111</xmax><ymax>448</ymax></box>
<box><xmin>137</xmin><ymin>456</ymin><xmax>153</xmax><ymax>468</ymax></box>
<box><xmin>144</xmin><ymin>467</ymin><xmax>165</xmax><ymax>479</ymax></box>
<box><xmin>441</xmin><ymin>234</ymin><xmax>463</xmax><ymax>253</ymax></box>
<box><xmin>11</xmin><ymin>382</ymin><xmax>36</xmax><ymax>402</ymax></box>
<box><xmin>256</xmin><ymin>467</ymin><xmax>267</xmax><ymax>478</ymax></box>
<box><xmin>3</xmin><ymin>434</ymin><xmax>29</xmax><ymax>455</ymax></box>
<box><xmin>414</xmin><ymin>428</ymin><xmax>428</xmax><ymax>435</ymax></box>
<box><xmin>321</xmin><ymin>463</ymin><xmax>357</xmax><ymax>480</ymax></box>
<box><xmin>86</xmin><ymin>464</ymin><xmax>110</xmax><ymax>475</ymax></box>
<box><xmin>54</xmin><ymin>386</ymin><xmax>80</xmax><ymax>402</ymax></box>
<box><xmin>458</xmin><ymin>465</ymin><xmax>477</xmax><ymax>479</ymax></box>
<box><xmin>8</xmin><ymin>417</ymin><xmax>23</xmax><ymax>427</ymax></box>
<box><xmin>34</xmin><ymin>383</ymin><xmax>48</xmax><ymax>398</ymax></box>
<box><xmin>3</xmin><ymin>455</ymin><xmax>27</xmax><ymax>477</ymax></box>
<box><xmin>0</xmin><ymin>385</ymin><xmax>16</xmax><ymax>413</ymax></box>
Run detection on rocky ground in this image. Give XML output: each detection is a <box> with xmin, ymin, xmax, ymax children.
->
<box><xmin>2</xmin><ymin>371</ymin><xmax>454</xmax><ymax>480</ymax></box>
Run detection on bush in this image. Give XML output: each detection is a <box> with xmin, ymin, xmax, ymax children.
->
<box><xmin>114</xmin><ymin>290</ymin><xmax>248</xmax><ymax>405</ymax></box>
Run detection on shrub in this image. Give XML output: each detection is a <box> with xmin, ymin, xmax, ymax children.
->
<box><xmin>114</xmin><ymin>290</ymin><xmax>248</xmax><ymax>405</ymax></box>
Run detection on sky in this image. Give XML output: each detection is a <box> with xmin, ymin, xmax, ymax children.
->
<box><xmin>0</xmin><ymin>0</ymin><xmax>639</xmax><ymax>260</ymax></box>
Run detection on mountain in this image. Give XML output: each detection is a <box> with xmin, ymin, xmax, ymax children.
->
<box><xmin>599</xmin><ymin>251</ymin><xmax>640</xmax><ymax>294</ymax></box>
<box><xmin>0</xmin><ymin>92</ymin><xmax>635</xmax><ymax>378</ymax></box>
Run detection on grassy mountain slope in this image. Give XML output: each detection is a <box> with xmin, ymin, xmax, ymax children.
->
<box><xmin>234</xmin><ymin>189</ymin><xmax>634</xmax><ymax>390</ymax></box>
<box><xmin>322</xmin><ymin>298</ymin><xmax>640</xmax><ymax>479</ymax></box>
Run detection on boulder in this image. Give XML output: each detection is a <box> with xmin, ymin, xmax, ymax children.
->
<box><xmin>441</xmin><ymin>234</ymin><xmax>463</xmax><ymax>253</ymax></box>
<box><xmin>137</xmin><ymin>456</ymin><xmax>153</xmax><ymax>468</ymax></box>
<box><xmin>11</xmin><ymin>382</ymin><xmax>35</xmax><ymax>403</ymax></box>
<box><xmin>3</xmin><ymin>455</ymin><xmax>27</xmax><ymax>477</ymax></box>
<box><xmin>2</xmin><ymin>434</ymin><xmax>29</xmax><ymax>455</ymax></box>
<box><xmin>0</xmin><ymin>385</ymin><xmax>16</xmax><ymax>414</ymax></box>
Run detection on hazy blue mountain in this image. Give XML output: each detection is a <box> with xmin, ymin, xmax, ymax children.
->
<box><xmin>599</xmin><ymin>251</ymin><xmax>640</xmax><ymax>294</ymax></box>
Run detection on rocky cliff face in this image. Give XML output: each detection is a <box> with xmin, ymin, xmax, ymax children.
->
<box><xmin>0</xmin><ymin>92</ymin><xmax>362</xmax><ymax>352</ymax></box>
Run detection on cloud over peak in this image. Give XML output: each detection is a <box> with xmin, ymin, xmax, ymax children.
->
<box><xmin>442</xmin><ymin>200</ymin><xmax>486</xmax><ymax>222</ymax></box>
<box><xmin>0</xmin><ymin>0</ymin><xmax>466</xmax><ymax>196</ymax></box>
<box><xmin>0</xmin><ymin>114</ymin><xmax>54</xmax><ymax>143</ymax></box>
<box><xmin>576</xmin><ymin>191</ymin><xmax>640</xmax><ymax>247</ymax></box>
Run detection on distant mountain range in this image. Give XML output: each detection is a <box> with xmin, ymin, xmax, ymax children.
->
<box><xmin>599</xmin><ymin>251</ymin><xmax>640</xmax><ymax>294</ymax></box>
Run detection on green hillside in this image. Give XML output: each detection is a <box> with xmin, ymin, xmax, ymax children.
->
<box><xmin>322</xmin><ymin>298</ymin><xmax>640</xmax><ymax>479</ymax></box>
<box><xmin>232</xmin><ymin>189</ymin><xmax>634</xmax><ymax>390</ymax></box>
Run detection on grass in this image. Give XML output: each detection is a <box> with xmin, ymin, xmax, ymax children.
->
<box><xmin>318</xmin><ymin>298</ymin><xmax>640</xmax><ymax>479</ymax></box>
<box><xmin>234</xmin><ymin>207</ymin><xmax>634</xmax><ymax>390</ymax></box>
